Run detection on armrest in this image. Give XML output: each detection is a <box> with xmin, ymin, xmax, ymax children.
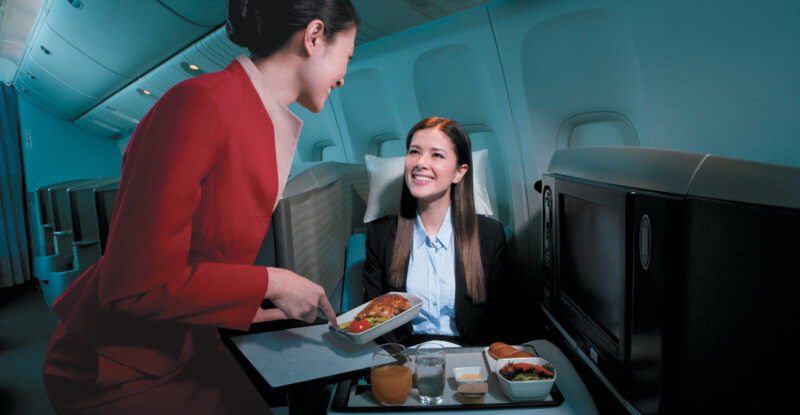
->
<box><xmin>73</xmin><ymin>239</ymin><xmax>99</xmax><ymax>247</ymax></box>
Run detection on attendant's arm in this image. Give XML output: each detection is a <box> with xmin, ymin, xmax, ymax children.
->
<box><xmin>253</xmin><ymin>267</ymin><xmax>336</xmax><ymax>324</ymax></box>
<box><xmin>95</xmin><ymin>84</ymin><xmax>270</xmax><ymax>330</ymax></box>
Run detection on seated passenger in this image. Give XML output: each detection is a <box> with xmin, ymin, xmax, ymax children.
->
<box><xmin>363</xmin><ymin>116</ymin><xmax>506</xmax><ymax>346</ymax></box>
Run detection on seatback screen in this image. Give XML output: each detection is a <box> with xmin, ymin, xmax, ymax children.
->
<box><xmin>560</xmin><ymin>194</ymin><xmax>624</xmax><ymax>341</ymax></box>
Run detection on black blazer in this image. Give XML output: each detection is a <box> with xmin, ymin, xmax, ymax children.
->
<box><xmin>363</xmin><ymin>214</ymin><xmax>507</xmax><ymax>346</ymax></box>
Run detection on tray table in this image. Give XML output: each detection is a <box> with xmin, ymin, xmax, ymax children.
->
<box><xmin>331</xmin><ymin>345</ymin><xmax>564</xmax><ymax>411</ymax></box>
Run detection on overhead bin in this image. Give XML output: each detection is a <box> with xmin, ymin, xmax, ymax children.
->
<box><xmin>194</xmin><ymin>32</ymin><xmax>242</xmax><ymax>67</ymax></box>
<box><xmin>28</xmin><ymin>23</ymin><xmax>132</xmax><ymax>98</ymax></box>
<box><xmin>14</xmin><ymin>0</ymin><xmax>494</xmax><ymax>136</ymax></box>
<box><xmin>427</xmin><ymin>0</ymin><xmax>488</xmax><ymax>14</ymax></box>
<box><xmin>72</xmin><ymin>114</ymin><xmax>125</xmax><ymax>137</ymax></box>
<box><xmin>15</xmin><ymin>20</ymin><xmax>131</xmax><ymax>120</ymax></box>
<box><xmin>351</xmin><ymin>0</ymin><xmax>438</xmax><ymax>36</ymax></box>
<box><xmin>75</xmin><ymin>26</ymin><xmax>247</xmax><ymax>137</ymax></box>
<box><xmin>15</xmin><ymin>71</ymin><xmax>93</xmax><ymax>120</ymax></box>
<box><xmin>158</xmin><ymin>0</ymin><xmax>228</xmax><ymax>27</ymax></box>
<box><xmin>0</xmin><ymin>0</ymin><xmax>41</xmax><ymax>82</ymax></box>
<box><xmin>14</xmin><ymin>0</ymin><xmax>223</xmax><ymax>121</ymax></box>
<box><xmin>43</xmin><ymin>0</ymin><xmax>219</xmax><ymax>78</ymax></box>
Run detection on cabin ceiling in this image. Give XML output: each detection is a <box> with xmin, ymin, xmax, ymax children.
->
<box><xmin>1</xmin><ymin>0</ymin><xmax>493</xmax><ymax>138</ymax></box>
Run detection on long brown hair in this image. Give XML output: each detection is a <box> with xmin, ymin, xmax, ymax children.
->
<box><xmin>389</xmin><ymin>117</ymin><xmax>485</xmax><ymax>303</ymax></box>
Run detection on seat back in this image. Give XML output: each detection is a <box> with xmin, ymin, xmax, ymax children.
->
<box><xmin>49</xmin><ymin>179</ymin><xmax>99</xmax><ymax>258</ymax></box>
<box><xmin>94</xmin><ymin>181</ymin><xmax>120</xmax><ymax>254</ymax></box>
<box><xmin>270</xmin><ymin>163</ymin><xmax>368</xmax><ymax>311</ymax></box>
<box><xmin>341</xmin><ymin>231</ymin><xmax>367</xmax><ymax>311</ymax></box>
<box><xmin>35</xmin><ymin>179</ymin><xmax>86</xmax><ymax>257</ymax></box>
<box><xmin>68</xmin><ymin>178</ymin><xmax>120</xmax><ymax>269</ymax></box>
<box><xmin>35</xmin><ymin>186</ymin><xmax>55</xmax><ymax>256</ymax></box>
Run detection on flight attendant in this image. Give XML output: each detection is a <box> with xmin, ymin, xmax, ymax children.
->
<box><xmin>363</xmin><ymin>117</ymin><xmax>507</xmax><ymax>347</ymax></box>
<box><xmin>42</xmin><ymin>1</ymin><xmax>359</xmax><ymax>414</ymax></box>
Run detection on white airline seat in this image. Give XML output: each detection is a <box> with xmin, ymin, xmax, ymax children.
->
<box><xmin>270</xmin><ymin>162</ymin><xmax>369</xmax><ymax>312</ymax></box>
<box><xmin>467</xmin><ymin>128</ymin><xmax>511</xmax><ymax>226</ymax></box>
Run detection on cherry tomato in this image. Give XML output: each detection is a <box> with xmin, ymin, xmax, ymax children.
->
<box><xmin>348</xmin><ymin>317</ymin><xmax>371</xmax><ymax>333</ymax></box>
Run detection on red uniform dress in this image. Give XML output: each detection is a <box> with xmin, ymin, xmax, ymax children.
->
<box><xmin>43</xmin><ymin>58</ymin><xmax>300</xmax><ymax>414</ymax></box>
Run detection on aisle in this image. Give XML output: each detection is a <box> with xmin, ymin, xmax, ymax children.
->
<box><xmin>0</xmin><ymin>282</ymin><xmax>58</xmax><ymax>415</ymax></box>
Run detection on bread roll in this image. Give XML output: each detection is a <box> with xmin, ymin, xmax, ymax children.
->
<box><xmin>488</xmin><ymin>342</ymin><xmax>535</xmax><ymax>360</ymax></box>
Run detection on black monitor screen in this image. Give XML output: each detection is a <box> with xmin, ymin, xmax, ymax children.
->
<box><xmin>560</xmin><ymin>194</ymin><xmax>624</xmax><ymax>341</ymax></box>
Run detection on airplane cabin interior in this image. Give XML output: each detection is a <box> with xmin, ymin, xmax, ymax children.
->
<box><xmin>0</xmin><ymin>0</ymin><xmax>797</xmax><ymax>414</ymax></box>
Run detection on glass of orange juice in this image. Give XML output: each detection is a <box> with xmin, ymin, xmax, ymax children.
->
<box><xmin>370</xmin><ymin>343</ymin><xmax>412</xmax><ymax>405</ymax></box>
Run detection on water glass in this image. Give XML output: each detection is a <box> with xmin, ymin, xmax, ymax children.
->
<box><xmin>370</xmin><ymin>343</ymin><xmax>412</xmax><ymax>405</ymax></box>
<box><xmin>414</xmin><ymin>343</ymin><xmax>446</xmax><ymax>405</ymax></box>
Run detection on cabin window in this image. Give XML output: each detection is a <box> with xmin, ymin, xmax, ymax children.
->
<box><xmin>321</xmin><ymin>145</ymin><xmax>344</xmax><ymax>162</ymax></box>
<box><xmin>339</xmin><ymin>69</ymin><xmax>403</xmax><ymax>161</ymax></box>
<box><xmin>377</xmin><ymin>139</ymin><xmax>405</xmax><ymax>158</ymax></box>
<box><xmin>557</xmin><ymin>112</ymin><xmax>639</xmax><ymax>149</ymax></box>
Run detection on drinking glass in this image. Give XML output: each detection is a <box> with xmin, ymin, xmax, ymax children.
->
<box><xmin>370</xmin><ymin>343</ymin><xmax>412</xmax><ymax>405</ymax></box>
<box><xmin>414</xmin><ymin>343</ymin><xmax>446</xmax><ymax>405</ymax></box>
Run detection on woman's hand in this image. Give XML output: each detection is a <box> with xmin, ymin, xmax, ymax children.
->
<box><xmin>252</xmin><ymin>267</ymin><xmax>337</xmax><ymax>324</ymax></box>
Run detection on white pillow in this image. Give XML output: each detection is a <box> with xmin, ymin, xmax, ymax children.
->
<box><xmin>363</xmin><ymin>149</ymin><xmax>493</xmax><ymax>223</ymax></box>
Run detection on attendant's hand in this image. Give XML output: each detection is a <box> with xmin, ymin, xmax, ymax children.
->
<box><xmin>251</xmin><ymin>267</ymin><xmax>337</xmax><ymax>324</ymax></box>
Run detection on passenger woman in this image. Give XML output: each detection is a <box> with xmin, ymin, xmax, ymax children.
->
<box><xmin>42</xmin><ymin>1</ymin><xmax>359</xmax><ymax>413</ymax></box>
<box><xmin>363</xmin><ymin>117</ymin><xmax>507</xmax><ymax>347</ymax></box>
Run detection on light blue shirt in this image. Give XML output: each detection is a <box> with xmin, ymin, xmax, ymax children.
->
<box><xmin>406</xmin><ymin>207</ymin><xmax>459</xmax><ymax>336</ymax></box>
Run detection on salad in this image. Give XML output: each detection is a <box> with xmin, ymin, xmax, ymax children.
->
<box><xmin>338</xmin><ymin>316</ymin><xmax>387</xmax><ymax>333</ymax></box>
<box><xmin>499</xmin><ymin>361</ymin><xmax>555</xmax><ymax>381</ymax></box>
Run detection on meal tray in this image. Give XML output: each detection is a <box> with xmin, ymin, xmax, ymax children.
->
<box><xmin>331</xmin><ymin>292</ymin><xmax>424</xmax><ymax>345</ymax></box>
<box><xmin>331</xmin><ymin>345</ymin><xmax>564</xmax><ymax>412</ymax></box>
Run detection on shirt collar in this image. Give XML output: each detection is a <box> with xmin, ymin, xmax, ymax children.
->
<box><xmin>234</xmin><ymin>54</ymin><xmax>303</xmax><ymax>133</ymax></box>
<box><xmin>413</xmin><ymin>206</ymin><xmax>453</xmax><ymax>250</ymax></box>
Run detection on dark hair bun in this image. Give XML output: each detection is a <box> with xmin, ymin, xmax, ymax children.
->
<box><xmin>227</xmin><ymin>0</ymin><xmax>359</xmax><ymax>59</ymax></box>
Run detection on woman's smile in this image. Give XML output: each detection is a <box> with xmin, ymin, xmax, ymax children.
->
<box><xmin>404</xmin><ymin>127</ymin><xmax>467</xmax><ymax>205</ymax></box>
<box><xmin>411</xmin><ymin>171</ymin><xmax>435</xmax><ymax>184</ymax></box>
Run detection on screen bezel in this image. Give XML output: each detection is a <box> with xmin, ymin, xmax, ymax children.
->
<box><xmin>551</xmin><ymin>176</ymin><xmax>632</xmax><ymax>375</ymax></box>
